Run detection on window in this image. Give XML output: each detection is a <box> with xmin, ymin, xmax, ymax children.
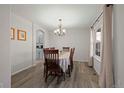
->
<box><xmin>95</xmin><ymin>28</ymin><xmax>101</xmax><ymax>57</ymax></box>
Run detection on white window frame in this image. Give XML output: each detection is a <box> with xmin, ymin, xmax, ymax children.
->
<box><xmin>94</xmin><ymin>17</ymin><xmax>103</xmax><ymax>62</ymax></box>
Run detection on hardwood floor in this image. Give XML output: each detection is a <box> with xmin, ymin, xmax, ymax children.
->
<box><xmin>11</xmin><ymin>61</ymin><xmax>99</xmax><ymax>88</ymax></box>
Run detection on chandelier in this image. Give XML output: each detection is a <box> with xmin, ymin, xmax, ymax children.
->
<box><xmin>54</xmin><ymin>19</ymin><xmax>66</xmax><ymax>36</ymax></box>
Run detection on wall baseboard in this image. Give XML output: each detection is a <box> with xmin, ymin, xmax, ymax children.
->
<box><xmin>11</xmin><ymin>65</ymin><xmax>33</xmax><ymax>76</ymax></box>
<box><xmin>11</xmin><ymin>60</ymin><xmax>44</xmax><ymax>76</ymax></box>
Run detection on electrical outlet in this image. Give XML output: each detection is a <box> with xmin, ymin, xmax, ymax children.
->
<box><xmin>0</xmin><ymin>83</ymin><xmax>3</xmax><ymax>88</ymax></box>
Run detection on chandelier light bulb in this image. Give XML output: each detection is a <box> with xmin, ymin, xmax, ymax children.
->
<box><xmin>57</xmin><ymin>29</ymin><xmax>59</xmax><ymax>32</ymax></box>
<box><xmin>63</xmin><ymin>29</ymin><xmax>66</xmax><ymax>33</ymax></box>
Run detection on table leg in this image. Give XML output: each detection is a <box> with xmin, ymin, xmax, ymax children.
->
<box><xmin>63</xmin><ymin>72</ymin><xmax>66</xmax><ymax>81</ymax></box>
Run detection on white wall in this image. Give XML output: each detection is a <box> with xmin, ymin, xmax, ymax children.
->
<box><xmin>10</xmin><ymin>13</ymin><xmax>33</xmax><ymax>74</ymax></box>
<box><xmin>49</xmin><ymin>28</ymin><xmax>90</xmax><ymax>62</ymax></box>
<box><xmin>10</xmin><ymin>13</ymin><xmax>50</xmax><ymax>74</ymax></box>
<box><xmin>113</xmin><ymin>5</ymin><xmax>124</xmax><ymax>88</ymax></box>
<box><xmin>0</xmin><ymin>5</ymin><xmax>11</xmax><ymax>88</ymax></box>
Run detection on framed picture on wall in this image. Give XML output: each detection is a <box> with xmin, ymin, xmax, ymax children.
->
<box><xmin>17</xmin><ymin>29</ymin><xmax>27</xmax><ymax>41</ymax></box>
<box><xmin>11</xmin><ymin>27</ymin><xmax>15</xmax><ymax>40</ymax></box>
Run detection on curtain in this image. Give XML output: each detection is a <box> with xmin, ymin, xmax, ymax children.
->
<box><xmin>99</xmin><ymin>5</ymin><xmax>114</xmax><ymax>88</ymax></box>
<box><xmin>88</xmin><ymin>27</ymin><xmax>95</xmax><ymax>67</ymax></box>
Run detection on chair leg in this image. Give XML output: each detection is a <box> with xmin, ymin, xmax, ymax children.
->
<box><xmin>57</xmin><ymin>76</ymin><xmax>59</xmax><ymax>83</ymax></box>
<box><xmin>68</xmin><ymin>66</ymin><xmax>71</xmax><ymax>77</ymax></box>
<box><xmin>45</xmin><ymin>70</ymin><xmax>48</xmax><ymax>83</ymax></box>
<box><xmin>71</xmin><ymin>65</ymin><xmax>73</xmax><ymax>72</ymax></box>
<box><xmin>43</xmin><ymin>66</ymin><xmax>46</xmax><ymax>77</ymax></box>
<box><xmin>71</xmin><ymin>62</ymin><xmax>73</xmax><ymax>72</ymax></box>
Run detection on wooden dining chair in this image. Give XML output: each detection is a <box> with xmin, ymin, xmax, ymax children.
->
<box><xmin>43</xmin><ymin>48</ymin><xmax>49</xmax><ymax>77</ymax></box>
<box><xmin>62</xmin><ymin>47</ymin><xmax>70</xmax><ymax>51</ymax></box>
<box><xmin>43</xmin><ymin>49</ymin><xmax>62</xmax><ymax>82</ymax></box>
<box><xmin>69</xmin><ymin>48</ymin><xmax>75</xmax><ymax>72</ymax></box>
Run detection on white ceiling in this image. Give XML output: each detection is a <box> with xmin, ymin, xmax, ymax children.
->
<box><xmin>11</xmin><ymin>4</ymin><xmax>103</xmax><ymax>31</ymax></box>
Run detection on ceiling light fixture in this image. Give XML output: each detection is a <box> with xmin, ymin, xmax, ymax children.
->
<box><xmin>54</xmin><ymin>18</ymin><xmax>66</xmax><ymax>36</ymax></box>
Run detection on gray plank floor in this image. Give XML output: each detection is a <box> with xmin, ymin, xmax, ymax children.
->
<box><xmin>11</xmin><ymin>61</ymin><xmax>99</xmax><ymax>88</ymax></box>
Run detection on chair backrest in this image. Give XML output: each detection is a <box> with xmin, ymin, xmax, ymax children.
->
<box><xmin>49</xmin><ymin>47</ymin><xmax>55</xmax><ymax>50</ymax></box>
<box><xmin>63</xmin><ymin>47</ymin><xmax>70</xmax><ymax>51</ymax></box>
<box><xmin>44</xmin><ymin>48</ymin><xmax>49</xmax><ymax>50</ymax></box>
<box><xmin>72</xmin><ymin>48</ymin><xmax>75</xmax><ymax>56</ymax></box>
<box><xmin>43</xmin><ymin>49</ymin><xmax>59</xmax><ymax>65</ymax></box>
<box><xmin>70</xmin><ymin>48</ymin><xmax>75</xmax><ymax>61</ymax></box>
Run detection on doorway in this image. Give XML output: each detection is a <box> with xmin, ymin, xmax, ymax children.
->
<box><xmin>36</xmin><ymin>30</ymin><xmax>44</xmax><ymax>61</ymax></box>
